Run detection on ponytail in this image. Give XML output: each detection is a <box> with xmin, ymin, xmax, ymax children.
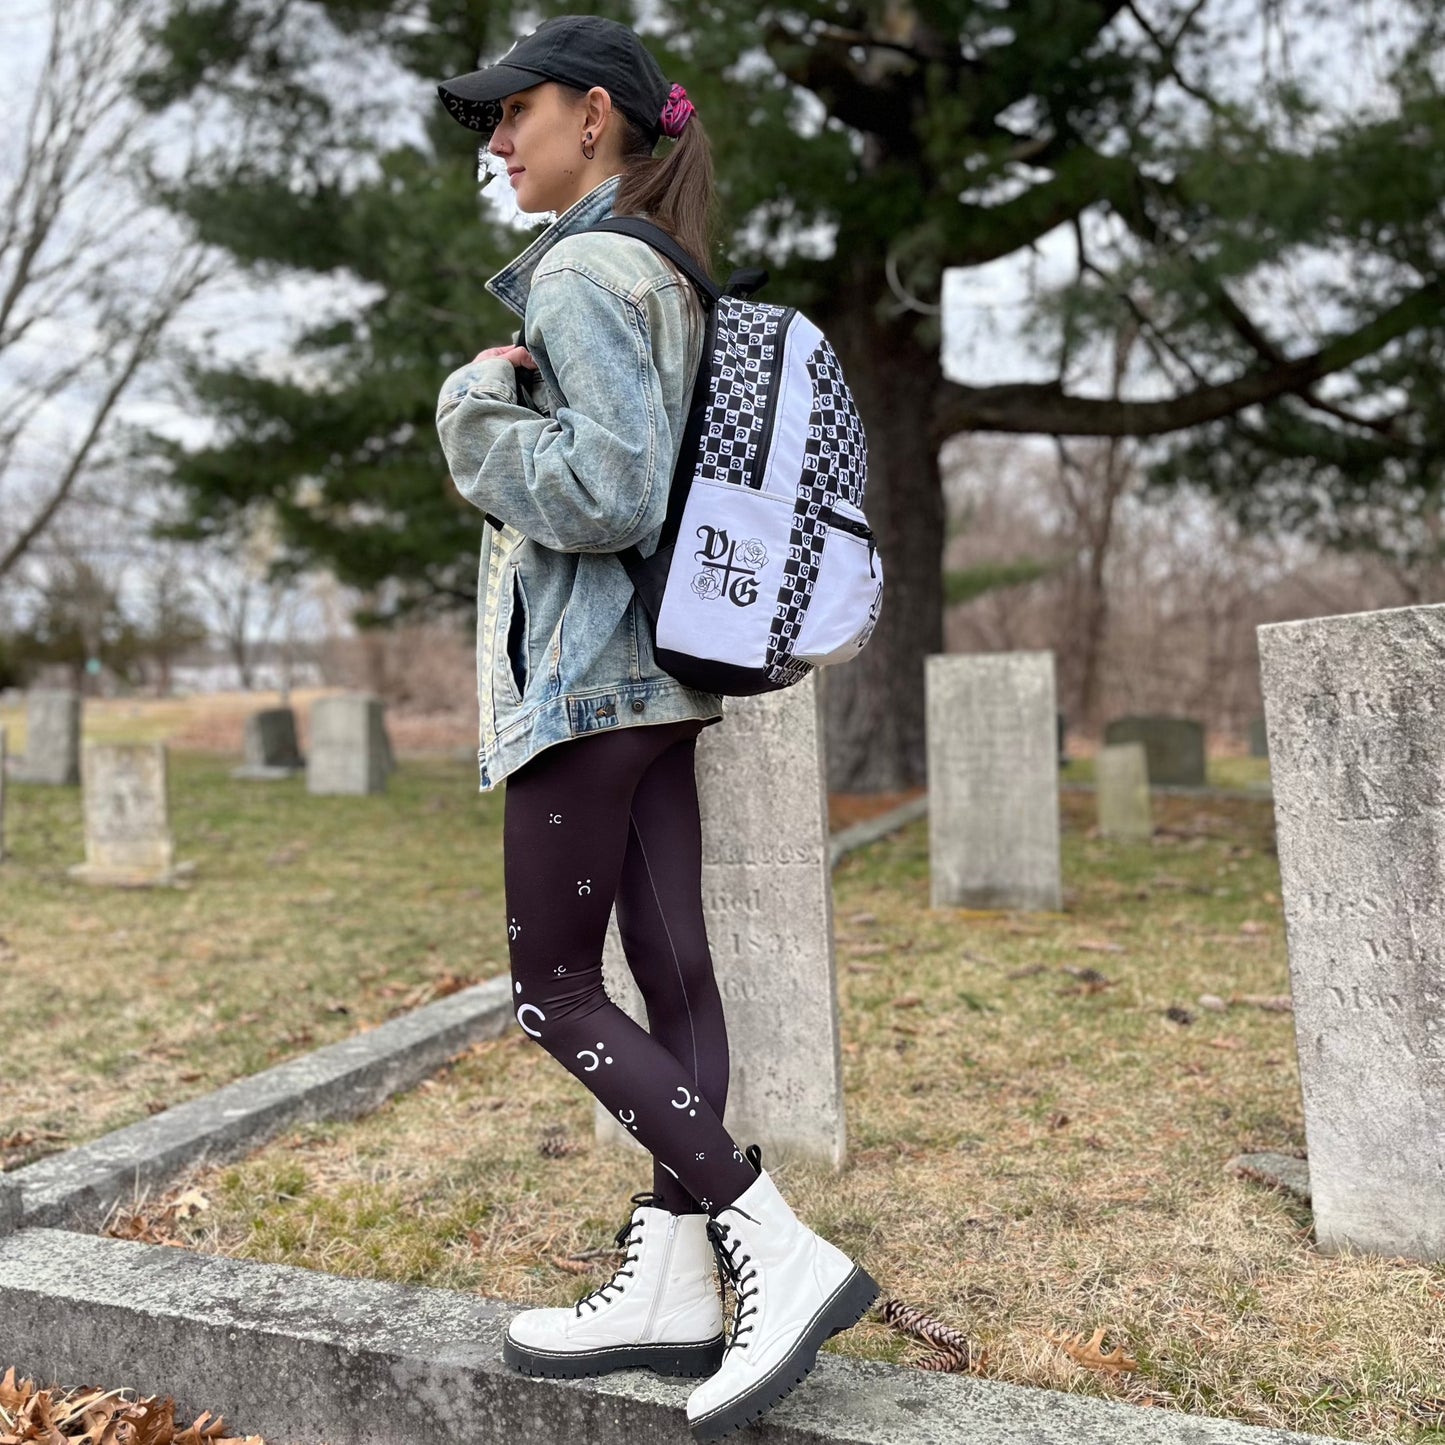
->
<box><xmin>614</xmin><ymin>110</ymin><xmax>718</xmax><ymax>281</ymax></box>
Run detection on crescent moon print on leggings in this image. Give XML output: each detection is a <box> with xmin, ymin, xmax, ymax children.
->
<box><xmin>618</xmin><ymin>1107</ymin><xmax>639</xmax><ymax>1133</ymax></box>
<box><xmin>516</xmin><ymin>1002</ymin><xmax>547</xmax><ymax>1037</ymax></box>
<box><xmin>671</xmin><ymin>1086</ymin><xmax>698</xmax><ymax>1118</ymax></box>
<box><xmin>575</xmin><ymin>1041</ymin><xmax>614</xmax><ymax>1072</ymax></box>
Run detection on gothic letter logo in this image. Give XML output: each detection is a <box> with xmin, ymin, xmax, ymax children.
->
<box><xmin>692</xmin><ymin>526</ymin><xmax>768</xmax><ymax>608</ymax></box>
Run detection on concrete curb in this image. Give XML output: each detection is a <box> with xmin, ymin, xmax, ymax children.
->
<box><xmin>10</xmin><ymin>977</ymin><xmax>515</xmax><ymax>1232</ymax></box>
<box><xmin>0</xmin><ymin>1179</ymin><xmax>20</xmax><ymax>1236</ymax></box>
<box><xmin>829</xmin><ymin>796</ymin><xmax>928</xmax><ymax>867</ymax></box>
<box><xmin>1228</xmin><ymin>1152</ymin><xmax>1311</xmax><ymax>1203</ymax></box>
<box><xmin>826</xmin><ymin>781</ymin><xmax>1273</xmax><ymax>872</ymax></box>
<box><xmin>0</xmin><ymin>1227</ymin><xmax>1340</xmax><ymax>1445</ymax></box>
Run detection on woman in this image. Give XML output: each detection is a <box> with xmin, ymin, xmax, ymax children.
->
<box><xmin>434</xmin><ymin>17</ymin><xmax>878</xmax><ymax>1440</ymax></box>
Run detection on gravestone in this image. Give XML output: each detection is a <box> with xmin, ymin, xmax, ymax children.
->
<box><xmin>306</xmin><ymin>696</ymin><xmax>393</xmax><ymax>796</ymax></box>
<box><xmin>1096</xmin><ymin>742</ymin><xmax>1152</xmax><ymax>842</ymax></box>
<box><xmin>19</xmin><ymin>689</ymin><xmax>80</xmax><ymax>785</ymax></box>
<box><xmin>233</xmin><ymin>707</ymin><xmax>305</xmax><ymax>780</ymax></box>
<box><xmin>1258</xmin><ymin>601</ymin><xmax>1445</xmax><ymax>1262</ymax></box>
<box><xmin>1102</xmin><ymin>715</ymin><xmax>1206</xmax><ymax>787</ymax></box>
<box><xmin>1248</xmin><ymin>714</ymin><xmax>1269</xmax><ymax>758</ymax></box>
<box><xmin>595</xmin><ymin>676</ymin><xmax>846</xmax><ymax>1168</ymax></box>
<box><xmin>926</xmin><ymin>652</ymin><xmax>1061</xmax><ymax>911</ymax></box>
<box><xmin>69</xmin><ymin>743</ymin><xmax>192</xmax><ymax>887</ymax></box>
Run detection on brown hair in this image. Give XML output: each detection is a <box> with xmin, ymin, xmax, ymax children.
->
<box><xmin>557</xmin><ymin>82</ymin><xmax>718</xmax><ymax>323</ymax></box>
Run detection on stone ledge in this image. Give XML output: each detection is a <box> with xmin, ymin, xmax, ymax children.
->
<box><xmin>829</xmin><ymin>796</ymin><xmax>929</xmax><ymax>868</ymax></box>
<box><xmin>11</xmin><ymin>978</ymin><xmax>515</xmax><ymax>1233</ymax></box>
<box><xmin>0</xmin><ymin>1227</ymin><xmax>1341</xmax><ymax>1445</ymax></box>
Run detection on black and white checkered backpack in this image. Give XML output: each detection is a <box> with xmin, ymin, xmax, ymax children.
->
<box><xmin>585</xmin><ymin>216</ymin><xmax>884</xmax><ymax>696</ymax></box>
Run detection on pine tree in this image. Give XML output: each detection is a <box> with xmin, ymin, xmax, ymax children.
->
<box><xmin>133</xmin><ymin>1</ymin><xmax>1445</xmax><ymax>787</ymax></box>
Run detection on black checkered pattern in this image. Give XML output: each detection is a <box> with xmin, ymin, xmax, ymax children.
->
<box><xmin>696</xmin><ymin>298</ymin><xmax>788</xmax><ymax>488</ymax></box>
<box><xmin>764</xmin><ymin>336</ymin><xmax>870</xmax><ymax>684</ymax></box>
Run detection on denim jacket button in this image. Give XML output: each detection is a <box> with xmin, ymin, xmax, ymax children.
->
<box><xmin>631</xmin><ymin>700</ymin><xmax>646</xmax><ymax>713</ymax></box>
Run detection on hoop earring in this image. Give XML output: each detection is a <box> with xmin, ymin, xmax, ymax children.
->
<box><xmin>582</xmin><ymin>132</ymin><xmax>596</xmax><ymax>160</ymax></box>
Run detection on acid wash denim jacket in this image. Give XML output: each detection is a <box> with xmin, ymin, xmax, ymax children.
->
<box><xmin>436</xmin><ymin>172</ymin><xmax>724</xmax><ymax>791</ymax></box>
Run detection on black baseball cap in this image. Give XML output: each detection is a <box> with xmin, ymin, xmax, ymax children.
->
<box><xmin>438</xmin><ymin>16</ymin><xmax>670</xmax><ymax>147</ymax></box>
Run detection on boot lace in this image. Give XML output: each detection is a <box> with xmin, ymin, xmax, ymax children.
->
<box><xmin>574</xmin><ymin>1190</ymin><xmax>663</xmax><ymax>1316</ymax></box>
<box><xmin>706</xmin><ymin>1209</ymin><xmax>760</xmax><ymax>1355</ymax></box>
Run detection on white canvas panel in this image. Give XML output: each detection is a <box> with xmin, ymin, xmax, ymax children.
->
<box><xmin>657</xmin><ymin>481</ymin><xmax>796</xmax><ymax>668</ymax></box>
<box><xmin>758</xmin><ymin>313</ymin><xmax>822</xmax><ymax>502</ymax></box>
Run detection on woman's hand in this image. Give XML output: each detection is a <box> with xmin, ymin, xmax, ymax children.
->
<box><xmin>474</xmin><ymin>343</ymin><xmax>537</xmax><ymax>370</ymax></box>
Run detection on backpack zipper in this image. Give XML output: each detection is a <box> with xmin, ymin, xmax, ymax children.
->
<box><xmin>753</xmin><ymin>306</ymin><xmax>798</xmax><ymax>478</ymax></box>
<box><xmin>641</xmin><ymin>1213</ymin><xmax>678</xmax><ymax>1342</ymax></box>
<box><xmin>820</xmin><ymin>506</ymin><xmax>873</xmax><ymax>542</ymax></box>
<box><xmin>820</xmin><ymin>505</ymin><xmax>878</xmax><ymax>578</ymax></box>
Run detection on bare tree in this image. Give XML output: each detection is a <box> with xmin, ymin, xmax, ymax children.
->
<box><xmin>0</xmin><ymin>0</ymin><xmax>221</xmax><ymax>587</ymax></box>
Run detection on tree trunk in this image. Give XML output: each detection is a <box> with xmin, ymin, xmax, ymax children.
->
<box><xmin>815</xmin><ymin>261</ymin><xmax>947</xmax><ymax>791</ymax></box>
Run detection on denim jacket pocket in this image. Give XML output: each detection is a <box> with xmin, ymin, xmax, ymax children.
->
<box><xmin>502</xmin><ymin>563</ymin><xmax>530</xmax><ymax>704</ymax></box>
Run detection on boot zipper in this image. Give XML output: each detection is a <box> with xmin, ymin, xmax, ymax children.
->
<box><xmin>640</xmin><ymin>1214</ymin><xmax>677</xmax><ymax>1342</ymax></box>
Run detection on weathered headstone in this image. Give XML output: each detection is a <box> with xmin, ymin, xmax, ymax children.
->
<box><xmin>232</xmin><ymin>707</ymin><xmax>305</xmax><ymax>780</ymax></box>
<box><xmin>595</xmin><ymin>676</ymin><xmax>846</xmax><ymax>1168</ymax></box>
<box><xmin>1258</xmin><ymin>601</ymin><xmax>1445</xmax><ymax>1262</ymax></box>
<box><xmin>306</xmin><ymin>696</ymin><xmax>393</xmax><ymax>796</ymax></box>
<box><xmin>1096</xmin><ymin>741</ymin><xmax>1152</xmax><ymax>842</ymax></box>
<box><xmin>1248</xmin><ymin>714</ymin><xmax>1269</xmax><ymax>758</ymax></box>
<box><xmin>68</xmin><ymin>743</ymin><xmax>192</xmax><ymax>887</ymax></box>
<box><xmin>1102</xmin><ymin>715</ymin><xmax>1206</xmax><ymax>787</ymax></box>
<box><xmin>926</xmin><ymin>652</ymin><xmax>1061</xmax><ymax>911</ymax></box>
<box><xmin>19</xmin><ymin>689</ymin><xmax>80</xmax><ymax>785</ymax></box>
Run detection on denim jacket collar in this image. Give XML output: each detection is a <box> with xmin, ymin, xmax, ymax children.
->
<box><xmin>484</xmin><ymin>172</ymin><xmax>624</xmax><ymax>320</ymax></box>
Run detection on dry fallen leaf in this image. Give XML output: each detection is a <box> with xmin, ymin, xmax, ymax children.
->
<box><xmin>1047</xmin><ymin>1325</ymin><xmax>1138</xmax><ymax>1373</ymax></box>
<box><xmin>0</xmin><ymin>1370</ymin><xmax>262</xmax><ymax>1444</ymax></box>
<box><xmin>549</xmin><ymin>1255</ymin><xmax>596</xmax><ymax>1275</ymax></box>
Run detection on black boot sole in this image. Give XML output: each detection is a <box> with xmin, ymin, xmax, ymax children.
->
<box><xmin>688</xmin><ymin>1263</ymin><xmax>881</xmax><ymax>1442</ymax></box>
<box><xmin>502</xmin><ymin>1331</ymin><xmax>726</xmax><ymax>1380</ymax></box>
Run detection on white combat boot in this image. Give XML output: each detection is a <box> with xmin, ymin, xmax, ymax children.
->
<box><xmin>686</xmin><ymin>1161</ymin><xmax>880</xmax><ymax>1442</ymax></box>
<box><xmin>501</xmin><ymin>1191</ymin><xmax>726</xmax><ymax>1379</ymax></box>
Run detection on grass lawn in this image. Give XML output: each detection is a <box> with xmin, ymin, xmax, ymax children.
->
<box><xmin>0</xmin><ymin>749</ymin><xmax>507</xmax><ymax>1161</ymax></box>
<box><xmin>3</xmin><ymin>704</ymin><xmax>1439</xmax><ymax>1443</ymax></box>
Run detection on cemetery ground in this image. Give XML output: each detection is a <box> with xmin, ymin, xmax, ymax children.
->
<box><xmin>1</xmin><ymin>698</ymin><xmax>1442</xmax><ymax>1444</ymax></box>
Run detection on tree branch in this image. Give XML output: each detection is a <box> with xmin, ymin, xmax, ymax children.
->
<box><xmin>932</xmin><ymin>276</ymin><xmax>1445</xmax><ymax>441</ymax></box>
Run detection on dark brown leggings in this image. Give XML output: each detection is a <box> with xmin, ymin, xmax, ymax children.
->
<box><xmin>503</xmin><ymin>716</ymin><xmax>757</xmax><ymax>1214</ymax></box>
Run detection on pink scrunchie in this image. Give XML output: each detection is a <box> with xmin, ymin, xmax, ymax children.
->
<box><xmin>659</xmin><ymin>82</ymin><xmax>695</xmax><ymax>138</ymax></box>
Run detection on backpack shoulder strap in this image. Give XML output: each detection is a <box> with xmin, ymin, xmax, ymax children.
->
<box><xmin>584</xmin><ymin>216</ymin><xmax>721</xmax><ymax>307</ymax></box>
